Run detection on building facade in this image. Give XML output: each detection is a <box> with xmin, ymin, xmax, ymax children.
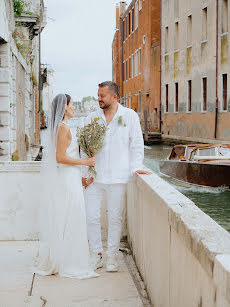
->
<box><xmin>112</xmin><ymin>0</ymin><xmax>161</xmax><ymax>132</ymax></box>
<box><xmin>0</xmin><ymin>0</ymin><xmax>47</xmax><ymax>161</ymax></box>
<box><xmin>161</xmin><ymin>0</ymin><xmax>230</xmax><ymax>142</ymax></box>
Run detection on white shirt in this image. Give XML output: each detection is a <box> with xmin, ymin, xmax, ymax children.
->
<box><xmin>81</xmin><ymin>104</ymin><xmax>144</xmax><ymax>184</ymax></box>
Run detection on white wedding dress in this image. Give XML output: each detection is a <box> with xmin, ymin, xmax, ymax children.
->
<box><xmin>33</xmin><ymin>125</ymin><xmax>98</xmax><ymax>279</ymax></box>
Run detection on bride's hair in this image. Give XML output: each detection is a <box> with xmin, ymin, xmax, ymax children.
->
<box><xmin>65</xmin><ymin>94</ymin><xmax>71</xmax><ymax>105</ymax></box>
<box><xmin>50</xmin><ymin>93</ymin><xmax>71</xmax><ymax>143</ymax></box>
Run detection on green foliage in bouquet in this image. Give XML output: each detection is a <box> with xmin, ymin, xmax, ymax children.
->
<box><xmin>77</xmin><ymin>117</ymin><xmax>106</xmax><ymax>178</ymax></box>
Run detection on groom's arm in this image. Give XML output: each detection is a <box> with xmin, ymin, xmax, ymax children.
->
<box><xmin>129</xmin><ymin>112</ymin><xmax>151</xmax><ymax>175</ymax></box>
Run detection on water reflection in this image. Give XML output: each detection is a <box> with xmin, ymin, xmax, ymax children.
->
<box><xmin>144</xmin><ymin>144</ymin><xmax>230</xmax><ymax>232</ymax></box>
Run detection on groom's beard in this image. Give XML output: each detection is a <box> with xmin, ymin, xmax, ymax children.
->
<box><xmin>99</xmin><ymin>101</ymin><xmax>111</xmax><ymax>109</ymax></box>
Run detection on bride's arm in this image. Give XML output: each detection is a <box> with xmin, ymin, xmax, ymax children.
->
<box><xmin>56</xmin><ymin>124</ymin><xmax>95</xmax><ymax>166</ymax></box>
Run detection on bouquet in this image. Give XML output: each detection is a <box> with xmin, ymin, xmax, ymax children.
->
<box><xmin>77</xmin><ymin>117</ymin><xmax>107</xmax><ymax>179</ymax></box>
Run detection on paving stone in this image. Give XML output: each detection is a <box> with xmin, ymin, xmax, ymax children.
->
<box><xmin>0</xmin><ymin>242</ymin><xmax>143</xmax><ymax>307</ymax></box>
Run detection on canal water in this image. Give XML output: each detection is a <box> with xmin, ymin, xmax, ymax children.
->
<box><xmin>144</xmin><ymin>145</ymin><xmax>230</xmax><ymax>233</ymax></box>
<box><xmin>41</xmin><ymin>118</ymin><xmax>230</xmax><ymax>233</ymax></box>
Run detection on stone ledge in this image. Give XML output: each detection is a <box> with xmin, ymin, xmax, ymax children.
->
<box><xmin>137</xmin><ymin>171</ymin><xmax>230</xmax><ymax>280</ymax></box>
<box><xmin>0</xmin><ymin>161</ymin><xmax>42</xmax><ymax>172</ymax></box>
<box><xmin>162</xmin><ymin>134</ymin><xmax>230</xmax><ymax>144</ymax></box>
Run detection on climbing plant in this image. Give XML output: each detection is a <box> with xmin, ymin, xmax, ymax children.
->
<box><xmin>13</xmin><ymin>0</ymin><xmax>25</xmax><ymax>17</ymax></box>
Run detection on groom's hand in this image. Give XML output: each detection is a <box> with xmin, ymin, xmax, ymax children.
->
<box><xmin>82</xmin><ymin>177</ymin><xmax>94</xmax><ymax>189</ymax></box>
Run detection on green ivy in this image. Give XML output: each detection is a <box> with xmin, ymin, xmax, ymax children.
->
<box><xmin>24</xmin><ymin>11</ymin><xmax>33</xmax><ymax>15</ymax></box>
<box><xmin>13</xmin><ymin>0</ymin><xmax>25</xmax><ymax>17</ymax></box>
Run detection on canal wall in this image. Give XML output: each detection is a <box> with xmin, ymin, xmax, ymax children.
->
<box><xmin>161</xmin><ymin>134</ymin><xmax>230</xmax><ymax>145</ymax></box>
<box><xmin>127</xmin><ymin>172</ymin><xmax>230</xmax><ymax>307</ymax></box>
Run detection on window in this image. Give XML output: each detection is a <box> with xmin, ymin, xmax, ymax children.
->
<box><xmin>188</xmin><ymin>80</ymin><xmax>192</xmax><ymax>112</ymax></box>
<box><xmin>129</xmin><ymin>94</ymin><xmax>131</xmax><ymax>108</ymax></box>
<box><xmin>165</xmin><ymin>26</ymin><xmax>169</xmax><ymax>53</ymax></box>
<box><xmin>128</xmin><ymin>11</ymin><xmax>131</xmax><ymax>36</ymax></box>
<box><xmin>202</xmin><ymin>77</ymin><xmax>207</xmax><ymax>111</ymax></box>
<box><xmin>130</xmin><ymin>10</ymin><xmax>132</xmax><ymax>34</ymax></box>
<box><xmin>139</xmin><ymin>0</ymin><xmax>142</xmax><ymax>10</ymax></box>
<box><xmin>132</xmin><ymin>7</ymin><xmax>134</xmax><ymax>32</ymax></box>
<box><xmin>135</xmin><ymin>1</ymin><xmax>139</xmax><ymax>29</ymax></box>
<box><xmin>138</xmin><ymin>90</ymin><xmax>141</xmax><ymax>112</ymax></box>
<box><xmin>135</xmin><ymin>50</ymin><xmax>138</xmax><ymax>76</ymax></box>
<box><xmin>223</xmin><ymin>74</ymin><xmax>228</xmax><ymax>110</ymax></box>
<box><xmin>129</xmin><ymin>57</ymin><xmax>131</xmax><ymax>79</ymax></box>
<box><xmin>139</xmin><ymin>48</ymin><xmax>141</xmax><ymax>74</ymax></box>
<box><xmin>122</xmin><ymin>62</ymin><xmax>125</xmax><ymax>82</ymax></box>
<box><xmin>166</xmin><ymin>84</ymin><xmax>169</xmax><ymax>112</ymax></box>
<box><xmin>126</xmin><ymin>60</ymin><xmax>128</xmax><ymax>81</ymax></box>
<box><xmin>222</xmin><ymin>0</ymin><xmax>228</xmax><ymax>33</ymax></box>
<box><xmin>187</xmin><ymin>15</ymin><xmax>192</xmax><ymax>46</ymax></box>
<box><xmin>132</xmin><ymin>54</ymin><xmax>134</xmax><ymax>78</ymax></box>
<box><xmin>202</xmin><ymin>7</ymin><xmax>207</xmax><ymax>41</ymax></box>
<box><xmin>122</xmin><ymin>19</ymin><xmax>125</xmax><ymax>42</ymax></box>
<box><xmin>174</xmin><ymin>0</ymin><xmax>179</xmax><ymax>19</ymax></box>
<box><xmin>175</xmin><ymin>22</ymin><xmax>179</xmax><ymax>50</ymax></box>
<box><xmin>175</xmin><ymin>83</ymin><xmax>179</xmax><ymax>112</ymax></box>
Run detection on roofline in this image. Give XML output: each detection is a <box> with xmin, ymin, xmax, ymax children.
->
<box><xmin>120</xmin><ymin>0</ymin><xmax>136</xmax><ymax>19</ymax></box>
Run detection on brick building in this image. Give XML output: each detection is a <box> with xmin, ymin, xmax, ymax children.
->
<box><xmin>161</xmin><ymin>0</ymin><xmax>230</xmax><ymax>142</ymax></box>
<box><xmin>112</xmin><ymin>0</ymin><xmax>161</xmax><ymax>132</ymax></box>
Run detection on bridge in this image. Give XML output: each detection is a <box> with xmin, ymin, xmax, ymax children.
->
<box><xmin>0</xmin><ymin>162</ymin><xmax>229</xmax><ymax>306</ymax></box>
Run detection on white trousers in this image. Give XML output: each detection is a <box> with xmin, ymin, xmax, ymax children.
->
<box><xmin>84</xmin><ymin>182</ymin><xmax>126</xmax><ymax>255</ymax></box>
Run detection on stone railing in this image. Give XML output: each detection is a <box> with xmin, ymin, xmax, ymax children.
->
<box><xmin>127</xmin><ymin>172</ymin><xmax>230</xmax><ymax>307</ymax></box>
<box><xmin>0</xmin><ymin>161</ymin><xmax>126</xmax><ymax>241</ymax></box>
<box><xmin>0</xmin><ymin>162</ymin><xmax>41</xmax><ymax>240</ymax></box>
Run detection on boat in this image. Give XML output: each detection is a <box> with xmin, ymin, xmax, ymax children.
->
<box><xmin>159</xmin><ymin>144</ymin><xmax>230</xmax><ymax>187</ymax></box>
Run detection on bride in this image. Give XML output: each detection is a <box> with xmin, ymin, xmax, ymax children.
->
<box><xmin>33</xmin><ymin>93</ymin><xmax>98</xmax><ymax>279</ymax></box>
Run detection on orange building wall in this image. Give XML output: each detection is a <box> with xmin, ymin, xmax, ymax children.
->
<box><xmin>112</xmin><ymin>0</ymin><xmax>161</xmax><ymax>132</ymax></box>
<box><xmin>163</xmin><ymin>112</ymin><xmax>230</xmax><ymax>141</ymax></box>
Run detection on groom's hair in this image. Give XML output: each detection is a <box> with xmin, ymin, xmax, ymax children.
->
<box><xmin>98</xmin><ymin>81</ymin><xmax>120</xmax><ymax>99</ymax></box>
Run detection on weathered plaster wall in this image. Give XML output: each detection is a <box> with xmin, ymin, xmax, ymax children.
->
<box><xmin>161</xmin><ymin>0</ymin><xmax>230</xmax><ymax>142</ymax></box>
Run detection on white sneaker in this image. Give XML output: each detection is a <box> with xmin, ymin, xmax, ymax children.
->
<box><xmin>90</xmin><ymin>252</ymin><xmax>103</xmax><ymax>270</ymax></box>
<box><xmin>106</xmin><ymin>254</ymin><xmax>118</xmax><ymax>272</ymax></box>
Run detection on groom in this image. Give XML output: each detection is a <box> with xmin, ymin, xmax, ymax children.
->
<box><xmin>82</xmin><ymin>81</ymin><xmax>151</xmax><ymax>272</ymax></box>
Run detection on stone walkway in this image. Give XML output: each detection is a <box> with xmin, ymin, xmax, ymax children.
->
<box><xmin>0</xmin><ymin>241</ymin><xmax>144</xmax><ymax>307</ymax></box>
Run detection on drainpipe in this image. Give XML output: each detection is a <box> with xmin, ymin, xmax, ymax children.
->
<box><xmin>120</xmin><ymin>2</ymin><xmax>126</xmax><ymax>101</ymax></box>
<box><xmin>121</xmin><ymin>18</ymin><xmax>124</xmax><ymax>100</ymax></box>
<box><xmin>159</xmin><ymin>0</ymin><xmax>162</xmax><ymax>133</ymax></box>
<box><xmin>215</xmin><ymin>0</ymin><xmax>219</xmax><ymax>139</ymax></box>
